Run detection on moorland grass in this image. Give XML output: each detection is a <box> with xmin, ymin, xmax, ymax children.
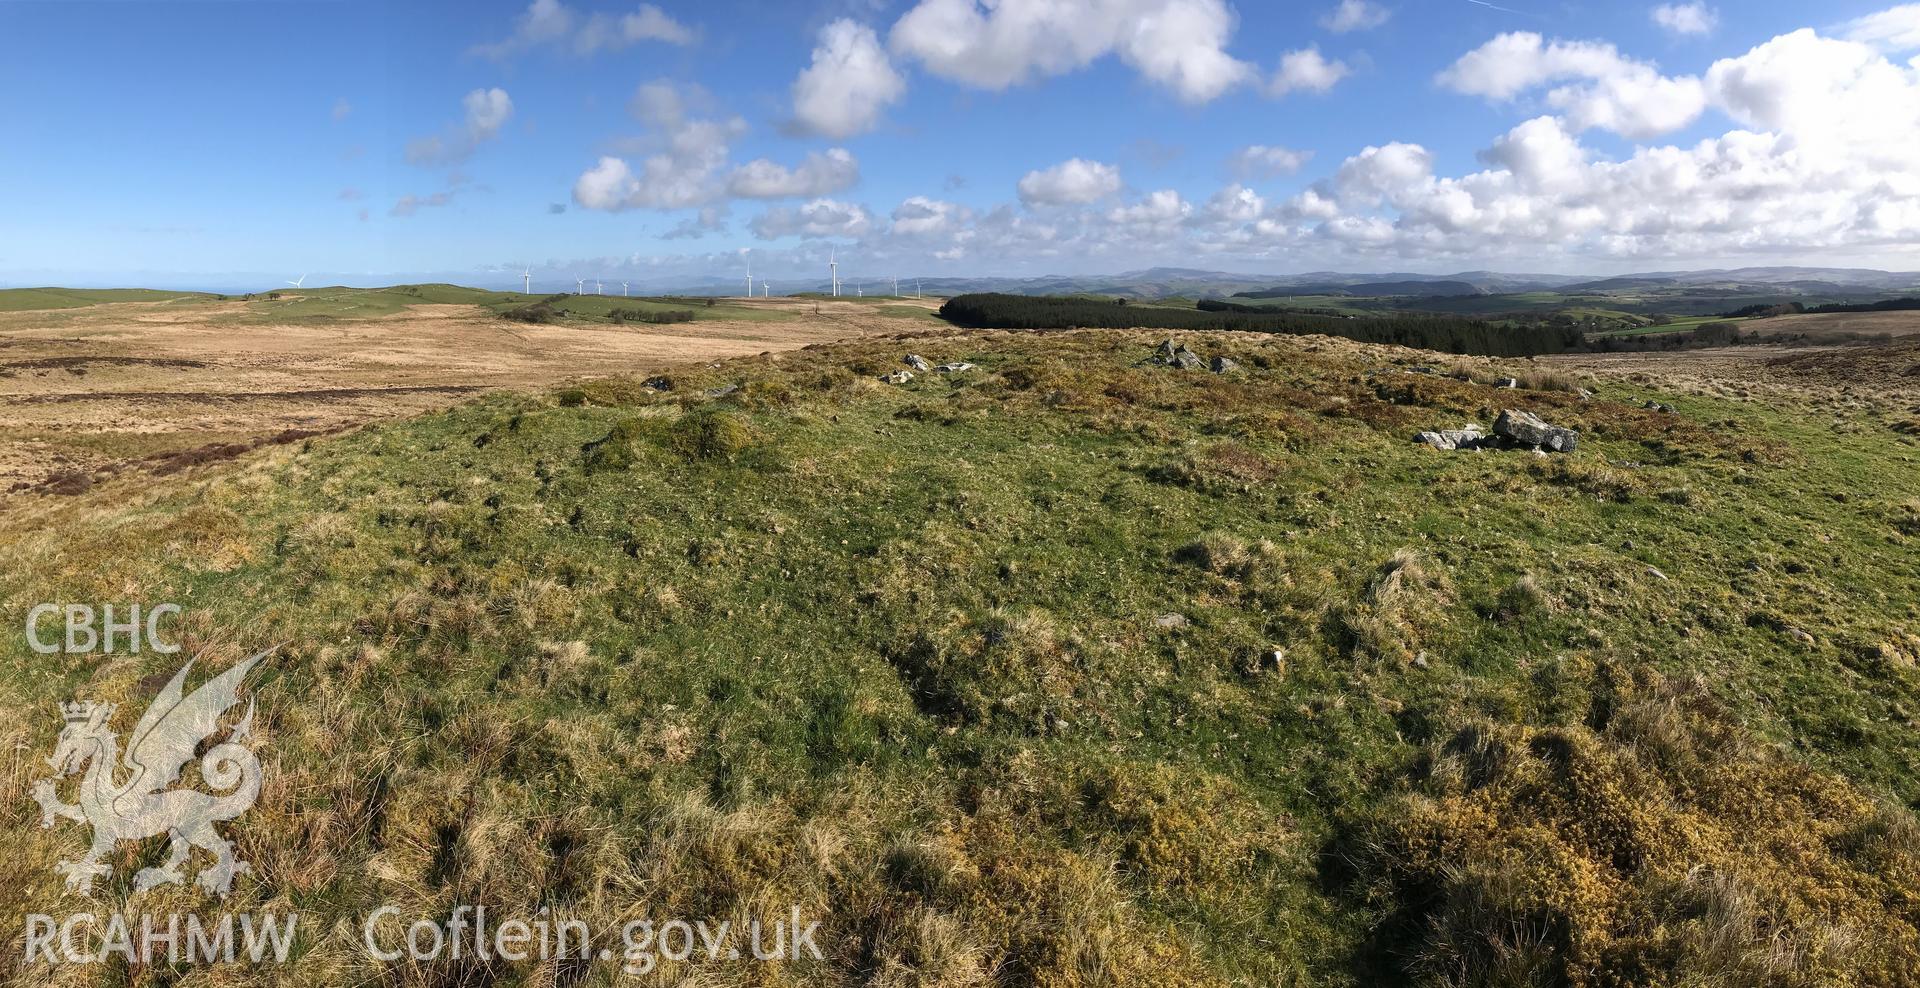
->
<box><xmin>1</xmin><ymin>329</ymin><xmax>1917</xmax><ymax>986</ymax></box>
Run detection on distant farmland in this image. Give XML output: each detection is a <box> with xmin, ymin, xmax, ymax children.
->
<box><xmin>1750</xmin><ymin>309</ymin><xmax>1920</xmax><ymax>340</ymax></box>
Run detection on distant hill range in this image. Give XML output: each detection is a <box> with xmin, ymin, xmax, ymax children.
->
<box><xmin>1238</xmin><ymin>280</ymin><xmax>1487</xmax><ymax>299</ymax></box>
<box><xmin>12</xmin><ymin>265</ymin><xmax>1918</xmax><ymax>304</ymax></box>
<box><xmin>777</xmin><ymin>266</ymin><xmax>1920</xmax><ymax>302</ymax></box>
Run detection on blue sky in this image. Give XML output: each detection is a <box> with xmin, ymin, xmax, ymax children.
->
<box><xmin>3</xmin><ymin>0</ymin><xmax>1918</xmax><ymax>290</ymax></box>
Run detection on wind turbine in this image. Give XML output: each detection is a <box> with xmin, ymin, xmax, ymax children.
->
<box><xmin>574</xmin><ymin>276</ymin><xmax>584</xmax><ymax>295</ymax></box>
<box><xmin>829</xmin><ymin>249</ymin><xmax>839</xmax><ymax>298</ymax></box>
<box><xmin>522</xmin><ymin>267</ymin><xmax>531</xmax><ymax>294</ymax></box>
<box><xmin>915</xmin><ymin>278</ymin><xmax>922</xmax><ymax>299</ymax></box>
<box><xmin>622</xmin><ymin>280</ymin><xmax>630</xmax><ymax>297</ymax></box>
<box><xmin>744</xmin><ymin>253</ymin><xmax>753</xmax><ymax>299</ymax></box>
<box><xmin>286</xmin><ymin>274</ymin><xmax>307</xmax><ymax>289</ymax></box>
<box><xmin>892</xmin><ymin>277</ymin><xmax>900</xmax><ymax>298</ymax></box>
<box><xmin>762</xmin><ymin>281</ymin><xmax>770</xmax><ymax>298</ymax></box>
<box><xmin>595</xmin><ymin>280</ymin><xmax>603</xmax><ymax>295</ymax></box>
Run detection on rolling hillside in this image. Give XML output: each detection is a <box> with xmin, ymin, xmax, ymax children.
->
<box><xmin>3</xmin><ymin>329</ymin><xmax>1918</xmax><ymax>986</ymax></box>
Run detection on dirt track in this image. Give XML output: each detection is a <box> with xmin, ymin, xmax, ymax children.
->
<box><xmin>0</xmin><ymin>297</ymin><xmax>934</xmax><ymax>492</ymax></box>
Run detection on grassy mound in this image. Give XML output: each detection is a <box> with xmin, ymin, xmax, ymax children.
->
<box><xmin>2</xmin><ymin>329</ymin><xmax>1917</xmax><ymax>985</ymax></box>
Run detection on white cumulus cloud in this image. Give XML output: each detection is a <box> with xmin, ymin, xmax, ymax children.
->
<box><xmin>890</xmin><ymin>196</ymin><xmax>970</xmax><ymax>237</ymax></box>
<box><xmin>889</xmin><ymin>0</ymin><xmax>1254</xmax><ymax>103</ymax></box>
<box><xmin>1017</xmin><ymin>159</ymin><xmax>1123</xmax><ymax>207</ymax></box>
<box><xmin>1230</xmin><ymin>145</ymin><xmax>1314</xmax><ymax>179</ymax></box>
<box><xmin>727</xmin><ymin>149</ymin><xmax>861</xmax><ymax>199</ymax></box>
<box><xmin>406</xmin><ymin>88</ymin><xmax>514</xmax><ymax>165</ymax></box>
<box><xmin>1651</xmin><ymin>3</ymin><xmax>1717</xmax><ymax>37</ymax></box>
<box><xmin>1270</xmin><ymin>47</ymin><xmax>1350</xmax><ymax>97</ymax></box>
<box><xmin>474</xmin><ymin>0</ymin><xmax>693</xmax><ymax>58</ymax></box>
<box><xmin>572</xmin><ymin>81</ymin><xmax>746</xmax><ymax>212</ymax></box>
<box><xmin>791</xmin><ymin>20</ymin><xmax>906</xmax><ymax>139</ymax></box>
<box><xmin>750</xmin><ymin>199</ymin><xmax>874</xmax><ymax>240</ymax></box>
<box><xmin>1845</xmin><ymin>4</ymin><xmax>1920</xmax><ymax>51</ymax></box>
<box><xmin>1322</xmin><ymin>0</ymin><xmax>1390</xmax><ymax>33</ymax></box>
<box><xmin>1107</xmin><ymin>189</ymin><xmax>1192</xmax><ymax>228</ymax></box>
<box><xmin>1439</xmin><ymin>32</ymin><xmax>1706</xmax><ymax>139</ymax></box>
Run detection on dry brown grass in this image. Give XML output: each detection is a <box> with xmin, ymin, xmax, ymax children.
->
<box><xmin>1334</xmin><ymin>549</ymin><xmax>1455</xmax><ymax>666</ymax></box>
<box><xmin>1362</xmin><ymin>667</ymin><xmax>1920</xmax><ymax>987</ymax></box>
<box><xmin>0</xmin><ymin>296</ymin><xmax>899</xmax><ymax>492</ymax></box>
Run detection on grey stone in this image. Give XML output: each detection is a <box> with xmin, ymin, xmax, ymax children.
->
<box><xmin>934</xmin><ymin>362</ymin><xmax>975</xmax><ymax>374</ymax></box>
<box><xmin>705</xmin><ymin>383</ymin><xmax>740</xmax><ymax>398</ymax></box>
<box><xmin>1210</xmin><ymin>355</ymin><xmax>1240</xmax><ymax>374</ymax></box>
<box><xmin>1154</xmin><ymin>613</ymin><xmax>1188</xmax><ymax>630</ymax></box>
<box><xmin>904</xmin><ymin>354</ymin><xmax>931</xmax><ymax>371</ymax></box>
<box><xmin>1495</xmin><ymin>377</ymin><xmax>1521</xmax><ymax>389</ymax></box>
<box><xmin>1152</xmin><ymin>339</ymin><xmax>1206</xmax><ymax>370</ymax></box>
<box><xmin>1643</xmin><ymin>401</ymin><xmax>1676</xmax><ymax>414</ymax></box>
<box><xmin>1494</xmin><ymin>409</ymin><xmax>1579</xmax><ymax>453</ymax></box>
<box><xmin>881</xmin><ymin>371</ymin><xmax>915</xmax><ymax>385</ymax></box>
<box><xmin>642</xmin><ymin>375</ymin><xmax>674</xmax><ymax>391</ymax></box>
<box><xmin>1415</xmin><ymin>428</ymin><xmax>1487</xmax><ymax>451</ymax></box>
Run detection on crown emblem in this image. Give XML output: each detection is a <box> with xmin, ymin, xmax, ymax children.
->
<box><xmin>61</xmin><ymin>701</ymin><xmax>113</xmax><ymax>724</ymax></box>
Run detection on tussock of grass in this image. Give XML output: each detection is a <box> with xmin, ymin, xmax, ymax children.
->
<box><xmin>1334</xmin><ymin>549</ymin><xmax>1454</xmax><ymax>666</ymax></box>
<box><xmin>1361</xmin><ymin>668</ymin><xmax>1920</xmax><ymax>987</ymax></box>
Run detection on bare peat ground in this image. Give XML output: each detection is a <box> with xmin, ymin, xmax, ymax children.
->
<box><xmin>1753</xmin><ymin>309</ymin><xmax>1920</xmax><ymax>342</ymax></box>
<box><xmin>1551</xmin><ymin>339</ymin><xmax>1920</xmax><ymax>432</ymax></box>
<box><xmin>0</xmin><ymin>296</ymin><xmax>935</xmax><ymax>493</ymax></box>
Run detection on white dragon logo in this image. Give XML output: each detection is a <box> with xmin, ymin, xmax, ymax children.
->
<box><xmin>30</xmin><ymin>650</ymin><xmax>270</xmax><ymax>898</ymax></box>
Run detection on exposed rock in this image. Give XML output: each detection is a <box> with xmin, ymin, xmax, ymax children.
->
<box><xmin>934</xmin><ymin>362</ymin><xmax>975</xmax><ymax>374</ymax></box>
<box><xmin>1407</xmin><ymin>366</ymin><xmax>1436</xmax><ymax>375</ymax></box>
<box><xmin>1577</xmin><ymin>388</ymin><xmax>1596</xmax><ymax>401</ymax></box>
<box><xmin>1415</xmin><ymin>427</ymin><xmax>1487</xmax><ymax>451</ymax></box>
<box><xmin>881</xmin><ymin>371</ymin><xmax>915</xmax><ymax>385</ymax></box>
<box><xmin>705</xmin><ymin>383</ymin><xmax>740</xmax><ymax>398</ymax></box>
<box><xmin>1210</xmin><ymin>356</ymin><xmax>1240</xmax><ymax>374</ymax></box>
<box><xmin>642</xmin><ymin>375</ymin><xmax>674</xmax><ymax>391</ymax></box>
<box><xmin>1152</xmin><ymin>339</ymin><xmax>1206</xmax><ymax>370</ymax></box>
<box><xmin>904</xmin><ymin>354</ymin><xmax>931</xmax><ymax>371</ymax></box>
<box><xmin>1643</xmin><ymin>401</ymin><xmax>1677</xmax><ymax>414</ymax></box>
<box><xmin>1494</xmin><ymin>409</ymin><xmax>1579</xmax><ymax>453</ymax></box>
<box><xmin>1788</xmin><ymin>626</ymin><xmax>1817</xmax><ymax>645</ymax></box>
<box><xmin>1495</xmin><ymin>377</ymin><xmax>1520</xmax><ymax>389</ymax></box>
<box><xmin>1646</xmin><ymin>566</ymin><xmax>1670</xmax><ymax>581</ymax></box>
<box><xmin>1154</xmin><ymin>613</ymin><xmax>1189</xmax><ymax>630</ymax></box>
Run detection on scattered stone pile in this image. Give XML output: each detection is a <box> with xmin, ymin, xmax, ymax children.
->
<box><xmin>1153</xmin><ymin>339</ymin><xmax>1238</xmax><ymax>374</ymax></box>
<box><xmin>1416</xmin><ymin>409</ymin><xmax>1580</xmax><ymax>454</ymax></box>
<box><xmin>880</xmin><ymin>354</ymin><xmax>973</xmax><ymax>384</ymax></box>
<box><xmin>1643</xmin><ymin>400</ymin><xmax>1676</xmax><ymax>414</ymax></box>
